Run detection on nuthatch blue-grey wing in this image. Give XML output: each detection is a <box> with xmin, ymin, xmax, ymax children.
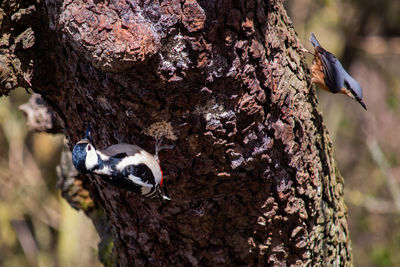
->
<box><xmin>310</xmin><ymin>33</ymin><xmax>367</xmax><ymax>110</ymax></box>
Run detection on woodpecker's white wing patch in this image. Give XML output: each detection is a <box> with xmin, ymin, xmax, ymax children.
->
<box><xmin>101</xmin><ymin>144</ymin><xmax>142</xmax><ymax>157</ymax></box>
<box><xmin>115</xmin><ymin>154</ymin><xmax>145</xmax><ymax>170</ymax></box>
<box><xmin>128</xmin><ymin>174</ymin><xmax>152</xmax><ymax>195</ymax></box>
<box><xmin>128</xmin><ymin>174</ymin><xmax>152</xmax><ymax>188</ymax></box>
<box><xmin>115</xmin><ymin>153</ymin><xmax>162</xmax><ymax>184</ymax></box>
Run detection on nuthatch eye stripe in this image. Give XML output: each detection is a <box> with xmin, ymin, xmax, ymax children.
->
<box><xmin>310</xmin><ymin>33</ymin><xmax>367</xmax><ymax>110</ymax></box>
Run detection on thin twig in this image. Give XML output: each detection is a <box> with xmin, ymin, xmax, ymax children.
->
<box><xmin>366</xmin><ymin>138</ymin><xmax>400</xmax><ymax>212</ymax></box>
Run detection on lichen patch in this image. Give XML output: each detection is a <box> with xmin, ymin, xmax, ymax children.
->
<box><xmin>143</xmin><ymin>120</ymin><xmax>177</xmax><ymax>141</ymax></box>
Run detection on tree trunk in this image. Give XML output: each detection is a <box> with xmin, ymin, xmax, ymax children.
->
<box><xmin>1</xmin><ymin>0</ymin><xmax>352</xmax><ymax>266</ymax></box>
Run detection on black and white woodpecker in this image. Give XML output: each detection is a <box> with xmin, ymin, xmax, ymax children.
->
<box><xmin>72</xmin><ymin>125</ymin><xmax>170</xmax><ymax>200</ymax></box>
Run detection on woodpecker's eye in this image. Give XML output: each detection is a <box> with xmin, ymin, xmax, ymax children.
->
<box><xmin>87</xmin><ymin>145</ymin><xmax>91</xmax><ymax>151</ymax></box>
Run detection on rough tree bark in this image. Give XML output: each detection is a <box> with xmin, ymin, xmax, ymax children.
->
<box><xmin>1</xmin><ymin>0</ymin><xmax>352</xmax><ymax>266</ymax></box>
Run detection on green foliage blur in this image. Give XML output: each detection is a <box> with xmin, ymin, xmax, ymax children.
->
<box><xmin>286</xmin><ymin>0</ymin><xmax>400</xmax><ymax>266</ymax></box>
<box><xmin>0</xmin><ymin>88</ymin><xmax>100</xmax><ymax>267</ymax></box>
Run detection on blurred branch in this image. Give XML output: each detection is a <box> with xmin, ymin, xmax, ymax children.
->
<box><xmin>363</xmin><ymin>196</ymin><xmax>397</xmax><ymax>214</ymax></box>
<box><xmin>366</xmin><ymin>138</ymin><xmax>400</xmax><ymax>212</ymax></box>
<box><xmin>359</xmin><ymin>36</ymin><xmax>400</xmax><ymax>55</ymax></box>
<box><xmin>11</xmin><ymin>219</ymin><xmax>38</xmax><ymax>267</ymax></box>
<box><xmin>347</xmin><ymin>137</ymin><xmax>400</xmax><ymax>214</ymax></box>
<box><xmin>346</xmin><ymin>189</ymin><xmax>398</xmax><ymax>214</ymax></box>
<box><xmin>19</xmin><ymin>93</ymin><xmax>62</xmax><ymax>133</ymax></box>
<box><xmin>0</xmin><ymin>89</ymin><xmax>98</xmax><ymax>265</ymax></box>
<box><xmin>0</xmin><ymin>109</ymin><xmax>61</xmax><ymax>229</ymax></box>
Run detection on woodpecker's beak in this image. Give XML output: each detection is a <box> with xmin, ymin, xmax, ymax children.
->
<box><xmin>80</xmin><ymin>123</ymin><xmax>96</xmax><ymax>148</ymax></box>
<box><xmin>84</xmin><ymin>124</ymin><xmax>92</xmax><ymax>139</ymax></box>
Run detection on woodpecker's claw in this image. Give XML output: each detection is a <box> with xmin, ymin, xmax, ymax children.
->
<box><xmin>162</xmin><ymin>195</ymin><xmax>171</xmax><ymax>201</ymax></box>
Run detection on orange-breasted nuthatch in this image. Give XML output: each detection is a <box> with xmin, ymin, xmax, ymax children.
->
<box><xmin>72</xmin><ymin>125</ymin><xmax>171</xmax><ymax>200</ymax></box>
<box><xmin>310</xmin><ymin>33</ymin><xmax>366</xmax><ymax>110</ymax></box>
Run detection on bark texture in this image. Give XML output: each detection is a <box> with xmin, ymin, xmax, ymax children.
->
<box><xmin>1</xmin><ymin>0</ymin><xmax>352</xmax><ymax>266</ymax></box>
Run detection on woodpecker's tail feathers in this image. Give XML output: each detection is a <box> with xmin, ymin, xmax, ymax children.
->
<box><xmin>310</xmin><ymin>33</ymin><xmax>321</xmax><ymax>48</ymax></box>
<box><xmin>144</xmin><ymin>185</ymin><xmax>171</xmax><ymax>201</ymax></box>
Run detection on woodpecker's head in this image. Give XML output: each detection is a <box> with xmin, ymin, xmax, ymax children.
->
<box><xmin>72</xmin><ymin>124</ymin><xmax>99</xmax><ymax>173</ymax></box>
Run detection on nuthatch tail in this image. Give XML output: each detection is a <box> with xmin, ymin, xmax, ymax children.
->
<box><xmin>310</xmin><ymin>33</ymin><xmax>367</xmax><ymax>110</ymax></box>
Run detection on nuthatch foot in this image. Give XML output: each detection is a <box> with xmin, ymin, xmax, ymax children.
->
<box><xmin>310</xmin><ymin>33</ymin><xmax>367</xmax><ymax>110</ymax></box>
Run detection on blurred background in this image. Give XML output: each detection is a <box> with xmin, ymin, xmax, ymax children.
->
<box><xmin>0</xmin><ymin>0</ymin><xmax>399</xmax><ymax>266</ymax></box>
<box><xmin>286</xmin><ymin>0</ymin><xmax>400</xmax><ymax>266</ymax></box>
<box><xmin>0</xmin><ymin>87</ymin><xmax>100</xmax><ymax>266</ymax></box>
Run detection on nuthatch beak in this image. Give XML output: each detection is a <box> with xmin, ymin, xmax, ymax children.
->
<box><xmin>310</xmin><ymin>33</ymin><xmax>367</xmax><ymax>110</ymax></box>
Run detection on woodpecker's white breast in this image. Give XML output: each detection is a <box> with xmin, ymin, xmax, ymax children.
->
<box><xmin>85</xmin><ymin>147</ymin><xmax>99</xmax><ymax>171</ymax></box>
